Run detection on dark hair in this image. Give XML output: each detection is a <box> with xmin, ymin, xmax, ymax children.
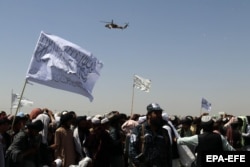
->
<box><xmin>27</xmin><ymin>120</ymin><xmax>44</xmax><ymax>131</ymax></box>
<box><xmin>131</xmin><ymin>114</ymin><xmax>140</xmax><ymax>121</ymax></box>
<box><xmin>60</xmin><ymin>112</ymin><xmax>74</xmax><ymax>126</ymax></box>
<box><xmin>201</xmin><ymin>119</ymin><xmax>214</xmax><ymax>132</ymax></box>
<box><xmin>246</xmin><ymin>116</ymin><xmax>250</xmax><ymax>124</ymax></box>
<box><xmin>180</xmin><ymin>116</ymin><xmax>193</xmax><ymax>126</ymax></box>
<box><xmin>76</xmin><ymin>116</ymin><xmax>87</xmax><ymax>125</ymax></box>
<box><xmin>0</xmin><ymin>111</ymin><xmax>6</xmax><ymax>114</ymax></box>
<box><xmin>0</xmin><ymin>117</ymin><xmax>10</xmax><ymax>125</ymax></box>
<box><xmin>202</xmin><ymin>122</ymin><xmax>214</xmax><ymax>132</ymax></box>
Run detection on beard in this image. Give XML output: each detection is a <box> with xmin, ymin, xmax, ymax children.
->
<box><xmin>150</xmin><ymin>117</ymin><xmax>164</xmax><ymax>127</ymax></box>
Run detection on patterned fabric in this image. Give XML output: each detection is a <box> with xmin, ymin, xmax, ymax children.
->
<box><xmin>129</xmin><ymin>122</ymin><xmax>172</xmax><ymax>167</ymax></box>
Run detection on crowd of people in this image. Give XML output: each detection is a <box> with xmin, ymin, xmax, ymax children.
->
<box><xmin>0</xmin><ymin>103</ymin><xmax>249</xmax><ymax>167</ymax></box>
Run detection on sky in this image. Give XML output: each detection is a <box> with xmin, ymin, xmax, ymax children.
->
<box><xmin>0</xmin><ymin>0</ymin><xmax>250</xmax><ymax>117</ymax></box>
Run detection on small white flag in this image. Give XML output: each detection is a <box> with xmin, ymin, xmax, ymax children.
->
<box><xmin>201</xmin><ymin>98</ymin><xmax>211</xmax><ymax>112</ymax></box>
<box><xmin>133</xmin><ymin>75</ymin><xmax>151</xmax><ymax>92</ymax></box>
<box><xmin>11</xmin><ymin>93</ymin><xmax>34</xmax><ymax>108</ymax></box>
<box><xmin>26</xmin><ymin>31</ymin><xmax>103</xmax><ymax>102</ymax></box>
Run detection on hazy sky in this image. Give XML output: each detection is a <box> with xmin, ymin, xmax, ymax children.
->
<box><xmin>1</xmin><ymin>1</ymin><xmax>250</xmax><ymax>117</ymax></box>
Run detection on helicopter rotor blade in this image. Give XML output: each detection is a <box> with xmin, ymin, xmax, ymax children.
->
<box><xmin>122</xmin><ymin>22</ymin><xmax>129</xmax><ymax>29</ymax></box>
<box><xmin>100</xmin><ymin>21</ymin><xmax>111</xmax><ymax>23</ymax></box>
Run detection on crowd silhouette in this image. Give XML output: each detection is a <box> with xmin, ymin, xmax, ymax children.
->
<box><xmin>0</xmin><ymin>105</ymin><xmax>249</xmax><ymax>167</ymax></box>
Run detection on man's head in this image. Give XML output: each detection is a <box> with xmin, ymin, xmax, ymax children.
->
<box><xmin>180</xmin><ymin>116</ymin><xmax>193</xmax><ymax>130</ymax></box>
<box><xmin>201</xmin><ymin>115</ymin><xmax>214</xmax><ymax>132</ymax></box>
<box><xmin>0</xmin><ymin>117</ymin><xmax>11</xmax><ymax>133</ymax></box>
<box><xmin>29</xmin><ymin>108</ymin><xmax>43</xmax><ymax>120</ymax></box>
<box><xmin>0</xmin><ymin>111</ymin><xmax>7</xmax><ymax>118</ymax></box>
<box><xmin>60</xmin><ymin>112</ymin><xmax>74</xmax><ymax>129</ymax></box>
<box><xmin>91</xmin><ymin>117</ymin><xmax>101</xmax><ymax>128</ymax></box>
<box><xmin>27</xmin><ymin>120</ymin><xmax>44</xmax><ymax>136</ymax></box>
<box><xmin>147</xmin><ymin>103</ymin><xmax>163</xmax><ymax>114</ymax></box>
<box><xmin>76</xmin><ymin>116</ymin><xmax>88</xmax><ymax>130</ymax></box>
<box><xmin>146</xmin><ymin>103</ymin><xmax>164</xmax><ymax>127</ymax></box>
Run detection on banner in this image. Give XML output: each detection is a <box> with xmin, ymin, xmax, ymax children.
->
<box><xmin>26</xmin><ymin>31</ymin><xmax>103</xmax><ymax>101</ymax></box>
<box><xmin>11</xmin><ymin>93</ymin><xmax>34</xmax><ymax>108</ymax></box>
<box><xmin>133</xmin><ymin>75</ymin><xmax>151</xmax><ymax>92</ymax></box>
<box><xmin>201</xmin><ymin>97</ymin><xmax>211</xmax><ymax>112</ymax></box>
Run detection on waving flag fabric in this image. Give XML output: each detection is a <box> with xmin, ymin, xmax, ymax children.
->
<box><xmin>201</xmin><ymin>97</ymin><xmax>211</xmax><ymax>112</ymax></box>
<box><xmin>26</xmin><ymin>31</ymin><xmax>103</xmax><ymax>102</ymax></box>
<box><xmin>133</xmin><ymin>75</ymin><xmax>151</xmax><ymax>92</ymax></box>
<box><xmin>11</xmin><ymin>93</ymin><xmax>34</xmax><ymax>108</ymax></box>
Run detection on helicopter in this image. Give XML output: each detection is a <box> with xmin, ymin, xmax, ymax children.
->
<box><xmin>101</xmin><ymin>20</ymin><xmax>129</xmax><ymax>30</ymax></box>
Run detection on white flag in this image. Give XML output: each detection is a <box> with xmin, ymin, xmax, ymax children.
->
<box><xmin>201</xmin><ymin>97</ymin><xmax>211</xmax><ymax>112</ymax></box>
<box><xmin>11</xmin><ymin>93</ymin><xmax>34</xmax><ymax>108</ymax></box>
<box><xmin>133</xmin><ymin>75</ymin><xmax>151</xmax><ymax>92</ymax></box>
<box><xmin>26</xmin><ymin>31</ymin><xmax>103</xmax><ymax>102</ymax></box>
<box><xmin>11</xmin><ymin>93</ymin><xmax>18</xmax><ymax>104</ymax></box>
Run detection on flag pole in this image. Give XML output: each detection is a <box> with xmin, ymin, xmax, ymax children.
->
<box><xmin>11</xmin><ymin>79</ymin><xmax>28</xmax><ymax>130</ymax></box>
<box><xmin>200</xmin><ymin>106</ymin><xmax>202</xmax><ymax>116</ymax></box>
<box><xmin>130</xmin><ymin>75</ymin><xmax>135</xmax><ymax>117</ymax></box>
<box><xmin>200</xmin><ymin>98</ymin><xmax>203</xmax><ymax>116</ymax></box>
<box><xmin>10</xmin><ymin>89</ymin><xmax>13</xmax><ymax>114</ymax></box>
